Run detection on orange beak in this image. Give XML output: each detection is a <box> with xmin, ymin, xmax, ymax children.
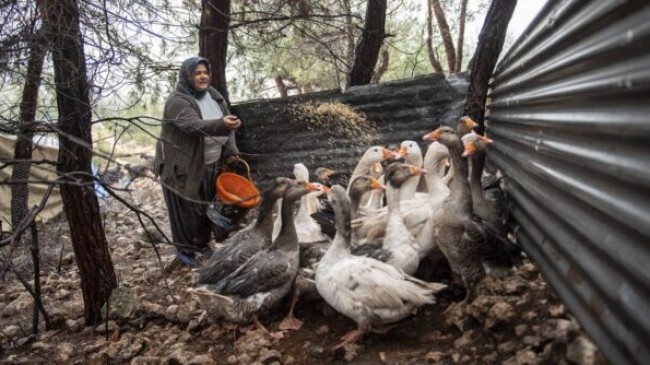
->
<box><xmin>423</xmin><ymin>129</ymin><xmax>442</xmax><ymax>141</ymax></box>
<box><xmin>370</xmin><ymin>177</ymin><xmax>386</xmax><ymax>190</ymax></box>
<box><xmin>479</xmin><ymin>135</ymin><xmax>494</xmax><ymax>145</ymax></box>
<box><xmin>461</xmin><ymin>116</ymin><xmax>478</xmax><ymax>129</ymax></box>
<box><xmin>463</xmin><ymin>141</ymin><xmax>477</xmax><ymax>157</ymax></box>
<box><xmin>410</xmin><ymin>166</ymin><xmax>427</xmax><ymax>176</ymax></box>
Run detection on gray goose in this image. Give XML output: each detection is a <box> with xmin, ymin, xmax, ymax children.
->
<box><xmin>197</xmin><ymin>177</ymin><xmax>294</xmax><ymax>285</ymax></box>
<box><xmin>422</xmin><ymin>126</ymin><xmax>484</xmax><ymax>302</ymax></box>
<box><xmin>189</xmin><ymin>183</ymin><xmax>319</xmax><ymax>340</ymax></box>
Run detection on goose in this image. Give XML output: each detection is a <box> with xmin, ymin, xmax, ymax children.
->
<box><xmin>442</xmin><ymin>116</ymin><xmax>479</xmax><ymax>186</ymax></box>
<box><xmin>315</xmin><ymin>185</ymin><xmax>447</xmax><ymax>349</ymax></box>
<box><xmin>349</xmin><ymin>145</ymin><xmax>400</xmax><ymax>208</ymax></box>
<box><xmin>351</xmin><ymin>142</ymin><xmax>451</xmax><ymax>244</ymax></box>
<box><xmin>462</xmin><ymin>133</ymin><xmax>522</xmax><ymax>272</ymax></box>
<box><xmin>315</xmin><ymin>166</ymin><xmax>335</xmax><ymax>186</ymax></box>
<box><xmin>277</xmin><ymin>176</ymin><xmax>387</xmax><ymax>331</ymax></box>
<box><xmin>423</xmin><ymin>126</ymin><xmax>519</xmax><ymax>303</ymax></box>
<box><xmin>311</xmin><ymin>175</ymin><xmax>385</xmax><ymax>239</ymax></box>
<box><xmin>397</xmin><ymin>141</ymin><xmax>424</xmax><ymax>201</ymax></box>
<box><xmin>350</xmin><ymin>163</ymin><xmax>427</xmax><ymax>275</ymax></box>
<box><xmin>196</xmin><ymin>177</ymin><xmax>295</xmax><ymax>285</ymax></box>
<box><xmin>189</xmin><ymin>183</ymin><xmax>320</xmax><ymax>339</ymax></box>
<box><xmin>272</xmin><ymin>163</ymin><xmax>326</xmax><ymax>242</ymax></box>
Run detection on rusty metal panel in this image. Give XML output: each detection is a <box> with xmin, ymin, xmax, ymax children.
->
<box><xmin>488</xmin><ymin>1</ymin><xmax>650</xmax><ymax>364</ymax></box>
<box><xmin>232</xmin><ymin>73</ymin><xmax>468</xmax><ymax>183</ymax></box>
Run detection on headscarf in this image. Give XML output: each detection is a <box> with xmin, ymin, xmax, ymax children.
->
<box><xmin>177</xmin><ymin>56</ymin><xmax>211</xmax><ymax>98</ymax></box>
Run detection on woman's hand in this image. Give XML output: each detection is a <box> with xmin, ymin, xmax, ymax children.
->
<box><xmin>223</xmin><ymin>115</ymin><xmax>241</xmax><ymax>130</ymax></box>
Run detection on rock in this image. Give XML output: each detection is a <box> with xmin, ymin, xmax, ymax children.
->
<box><xmin>54</xmin><ymin>289</ymin><xmax>71</xmax><ymax>300</ymax></box>
<box><xmin>484</xmin><ymin>301</ymin><xmax>515</xmax><ymax>329</ymax></box>
<box><xmin>131</xmin><ymin>356</ymin><xmax>163</xmax><ymax>365</ymax></box>
<box><xmin>482</xmin><ymin>352</ymin><xmax>498</xmax><ymax>363</ymax></box>
<box><xmin>56</xmin><ymin>342</ymin><xmax>74</xmax><ymax>362</ymax></box>
<box><xmin>65</xmin><ymin>318</ymin><xmax>85</xmax><ymax>333</ymax></box>
<box><xmin>226</xmin><ymin>355</ymin><xmax>238</xmax><ymax>365</ymax></box>
<box><xmin>566</xmin><ymin>336</ymin><xmax>598</xmax><ymax>365</ymax></box>
<box><xmin>343</xmin><ymin>343</ymin><xmax>361</xmax><ymax>362</ymax></box>
<box><xmin>541</xmin><ymin>319</ymin><xmax>579</xmax><ymax>342</ymax></box>
<box><xmin>187</xmin><ymin>354</ymin><xmax>216</xmax><ymax>365</ymax></box>
<box><xmin>94</xmin><ymin>320</ymin><xmax>119</xmax><ymax>334</ymax></box>
<box><xmin>165</xmin><ymin>349</ymin><xmax>194</xmax><ymax>364</ymax></box>
<box><xmin>522</xmin><ymin>335</ymin><xmax>541</xmax><ymax>348</ymax></box>
<box><xmin>102</xmin><ymin>286</ymin><xmax>139</xmax><ymax>321</ymax></box>
<box><xmin>315</xmin><ymin>325</ymin><xmax>330</xmax><ymax>335</ymax></box>
<box><xmin>515</xmin><ymin>324</ymin><xmax>529</xmax><ymax>336</ymax></box>
<box><xmin>548</xmin><ymin>304</ymin><xmax>565</xmax><ymax>318</ymax></box>
<box><xmin>425</xmin><ymin>351</ymin><xmax>445</xmax><ymax>363</ymax></box>
<box><xmin>259</xmin><ymin>348</ymin><xmax>282</xmax><ymax>365</ymax></box>
<box><xmin>497</xmin><ymin>340</ymin><xmax>517</xmax><ymax>354</ymax></box>
<box><xmin>3</xmin><ymin>324</ymin><xmax>21</xmax><ymax>337</ymax></box>
<box><xmin>522</xmin><ymin>311</ymin><xmax>538</xmax><ymax>321</ymax></box>
<box><xmin>2</xmin><ymin>292</ymin><xmax>33</xmax><ymax>317</ymax></box>
<box><xmin>453</xmin><ymin>330</ymin><xmax>475</xmax><ymax>349</ymax></box>
<box><xmin>308</xmin><ymin>344</ymin><xmax>325</xmax><ymax>358</ymax></box>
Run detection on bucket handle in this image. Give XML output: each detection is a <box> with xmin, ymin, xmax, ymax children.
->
<box><xmin>222</xmin><ymin>157</ymin><xmax>254</xmax><ymax>182</ymax></box>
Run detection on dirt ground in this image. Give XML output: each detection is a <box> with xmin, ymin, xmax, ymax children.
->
<box><xmin>0</xmin><ymin>178</ymin><xmax>609</xmax><ymax>365</ymax></box>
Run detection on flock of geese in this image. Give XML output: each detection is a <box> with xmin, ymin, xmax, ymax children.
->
<box><xmin>187</xmin><ymin>116</ymin><xmax>522</xmax><ymax>349</ymax></box>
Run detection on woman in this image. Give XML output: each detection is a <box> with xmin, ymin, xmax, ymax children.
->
<box><xmin>154</xmin><ymin>56</ymin><xmax>241</xmax><ymax>267</ymax></box>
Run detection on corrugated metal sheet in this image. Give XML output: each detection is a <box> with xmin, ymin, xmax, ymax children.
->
<box><xmin>232</xmin><ymin>73</ymin><xmax>468</xmax><ymax>183</ymax></box>
<box><xmin>488</xmin><ymin>1</ymin><xmax>650</xmax><ymax>364</ymax></box>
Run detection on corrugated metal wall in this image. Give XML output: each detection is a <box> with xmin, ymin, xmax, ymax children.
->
<box><xmin>232</xmin><ymin>73</ymin><xmax>468</xmax><ymax>183</ymax></box>
<box><xmin>487</xmin><ymin>1</ymin><xmax>650</xmax><ymax>364</ymax></box>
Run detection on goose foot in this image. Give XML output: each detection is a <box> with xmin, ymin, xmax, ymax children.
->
<box><xmin>252</xmin><ymin>315</ymin><xmax>285</xmax><ymax>342</ymax></box>
<box><xmin>278</xmin><ymin>314</ymin><xmax>303</xmax><ymax>331</ymax></box>
<box><xmin>332</xmin><ymin>328</ymin><xmax>365</xmax><ymax>350</ymax></box>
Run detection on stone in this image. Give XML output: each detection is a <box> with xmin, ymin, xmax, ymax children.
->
<box><xmin>65</xmin><ymin>318</ymin><xmax>85</xmax><ymax>333</ymax></box>
<box><xmin>308</xmin><ymin>344</ymin><xmax>325</xmax><ymax>358</ymax></box>
<box><xmin>484</xmin><ymin>301</ymin><xmax>514</xmax><ymax>329</ymax></box>
<box><xmin>343</xmin><ymin>343</ymin><xmax>361</xmax><ymax>362</ymax></box>
<box><xmin>187</xmin><ymin>354</ymin><xmax>216</xmax><ymax>365</ymax></box>
<box><xmin>515</xmin><ymin>324</ymin><xmax>529</xmax><ymax>336</ymax></box>
<box><xmin>541</xmin><ymin>319</ymin><xmax>579</xmax><ymax>342</ymax></box>
<box><xmin>425</xmin><ymin>351</ymin><xmax>446</xmax><ymax>364</ymax></box>
<box><xmin>3</xmin><ymin>324</ymin><xmax>21</xmax><ymax>337</ymax></box>
<box><xmin>548</xmin><ymin>304</ymin><xmax>565</xmax><ymax>318</ymax></box>
<box><xmin>567</xmin><ymin>336</ymin><xmax>598</xmax><ymax>365</ymax></box>
<box><xmin>497</xmin><ymin>341</ymin><xmax>517</xmax><ymax>354</ymax></box>
<box><xmin>131</xmin><ymin>356</ymin><xmax>163</xmax><ymax>365</ymax></box>
<box><xmin>102</xmin><ymin>286</ymin><xmax>140</xmax><ymax>321</ymax></box>
<box><xmin>95</xmin><ymin>320</ymin><xmax>119</xmax><ymax>334</ymax></box>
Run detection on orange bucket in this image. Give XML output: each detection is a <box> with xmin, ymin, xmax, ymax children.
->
<box><xmin>215</xmin><ymin>159</ymin><xmax>260</xmax><ymax>208</ymax></box>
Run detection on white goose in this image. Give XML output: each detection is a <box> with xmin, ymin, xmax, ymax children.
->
<box><xmin>316</xmin><ymin>185</ymin><xmax>447</xmax><ymax>349</ymax></box>
<box><xmin>348</xmin><ymin>145</ymin><xmax>400</xmax><ymax>209</ymax></box>
<box><xmin>351</xmin><ymin>142</ymin><xmax>451</xmax><ymax>243</ymax></box>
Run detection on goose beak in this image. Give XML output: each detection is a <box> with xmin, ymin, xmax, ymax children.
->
<box><xmin>479</xmin><ymin>135</ymin><xmax>494</xmax><ymax>145</ymax></box>
<box><xmin>463</xmin><ymin>141</ymin><xmax>477</xmax><ymax>157</ymax></box>
<box><xmin>370</xmin><ymin>177</ymin><xmax>385</xmax><ymax>190</ymax></box>
<box><xmin>423</xmin><ymin>129</ymin><xmax>442</xmax><ymax>141</ymax></box>
<box><xmin>383</xmin><ymin>148</ymin><xmax>402</xmax><ymax>160</ymax></box>
<box><xmin>410</xmin><ymin>166</ymin><xmax>427</xmax><ymax>176</ymax></box>
<box><xmin>304</xmin><ymin>182</ymin><xmax>322</xmax><ymax>191</ymax></box>
<box><xmin>461</xmin><ymin>116</ymin><xmax>478</xmax><ymax>129</ymax></box>
<box><xmin>398</xmin><ymin>146</ymin><xmax>409</xmax><ymax>158</ymax></box>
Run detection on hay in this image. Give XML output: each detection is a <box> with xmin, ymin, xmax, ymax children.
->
<box><xmin>290</xmin><ymin>101</ymin><xmax>378</xmax><ymax>145</ymax></box>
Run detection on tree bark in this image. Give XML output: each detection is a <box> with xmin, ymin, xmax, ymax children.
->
<box><xmin>274</xmin><ymin>75</ymin><xmax>288</xmax><ymax>97</ymax></box>
<box><xmin>425</xmin><ymin>0</ymin><xmax>443</xmax><ymax>73</ymax></box>
<box><xmin>371</xmin><ymin>48</ymin><xmax>389</xmax><ymax>83</ymax></box>
<box><xmin>11</xmin><ymin>30</ymin><xmax>45</xmax><ymax>232</ymax></box>
<box><xmin>430</xmin><ymin>0</ymin><xmax>456</xmax><ymax>72</ymax></box>
<box><xmin>42</xmin><ymin>0</ymin><xmax>117</xmax><ymax>325</ymax></box>
<box><xmin>347</xmin><ymin>0</ymin><xmax>387</xmax><ymax>87</ymax></box>
<box><xmin>463</xmin><ymin>0</ymin><xmax>517</xmax><ymax>134</ymax></box>
<box><xmin>200</xmin><ymin>0</ymin><xmax>230</xmax><ymax>104</ymax></box>
<box><xmin>454</xmin><ymin>0</ymin><xmax>468</xmax><ymax>72</ymax></box>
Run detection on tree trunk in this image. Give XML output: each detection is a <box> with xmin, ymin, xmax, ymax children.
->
<box><xmin>463</xmin><ymin>0</ymin><xmax>517</xmax><ymax>134</ymax></box>
<box><xmin>371</xmin><ymin>48</ymin><xmax>389</xmax><ymax>83</ymax></box>
<box><xmin>454</xmin><ymin>0</ymin><xmax>468</xmax><ymax>72</ymax></box>
<box><xmin>425</xmin><ymin>0</ymin><xmax>443</xmax><ymax>73</ymax></box>
<box><xmin>430</xmin><ymin>0</ymin><xmax>456</xmax><ymax>72</ymax></box>
<box><xmin>42</xmin><ymin>0</ymin><xmax>117</xmax><ymax>325</ymax></box>
<box><xmin>346</xmin><ymin>0</ymin><xmax>387</xmax><ymax>87</ymax></box>
<box><xmin>200</xmin><ymin>0</ymin><xmax>230</xmax><ymax>104</ymax></box>
<box><xmin>274</xmin><ymin>75</ymin><xmax>288</xmax><ymax>97</ymax></box>
<box><xmin>11</xmin><ymin>31</ymin><xmax>45</xmax><ymax>232</ymax></box>
<box><xmin>343</xmin><ymin>0</ymin><xmax>356</xmax><ymax>72</ymax></box>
